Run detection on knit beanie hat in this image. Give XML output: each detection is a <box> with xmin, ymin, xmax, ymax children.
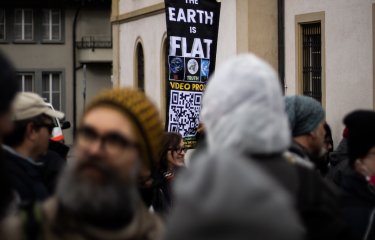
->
<box><xmin>84</xmin><ymin>88</ymin><xmax>163</xmax><ymax>173</ymax></box>
<box><xmin>284</xmin><ymin>96</ymin><xmax>325</xmax><ymax>137</ymax></box>
<box><xmin>343</xmin><ymin>110</ymin><xmax>375</xmax><ymax>166</ymax></box>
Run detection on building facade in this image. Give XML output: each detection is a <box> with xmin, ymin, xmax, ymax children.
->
<box><xmin>113</xmin><ymin>0</ymin><xmax>375</xmax><ymax>144</ymax></box>
<box><xmin>111</xmin><ymin>0</ymin><xmax>279</xmax><ymax>123</ymax></box>
<box><xmin>284</xmin><ymin>0</ymin><xmax>375</xmax><ymax>143</ymax></box>
<box><xmin>0</xmin><ymin>0</ymin><xmax>112</xmax><ymax>144</ymax></box>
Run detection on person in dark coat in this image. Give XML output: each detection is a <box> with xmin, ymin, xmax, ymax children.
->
<box><xmin>284</xmin><ymin>96</ymin><xmax>327</xmax><ymax>170</ymax></box>
<box><xmin>38</xmin><ymin>149</ymin><xmax>66</xmax><ymax>194</ymax></box>
<box><xmin>338</xmin><ymin>110</ymin><xmax>375</xmax><ymax>240</ymax></box>
<box><xmin>326</xmin><ymin>128</ymin><xmax>350</xmax><ymax>185</ymax></box>
<box><xmin>0</xmin><ymin>52</ymin><xmax>19</xmax><ymax>219</ymax></box>
<box><xmin>3</xmin><ymin>92</ymin><xmax>64</xmax><ymax>206</ymax></box>
<box><xmin>284</xmin><ymin>95</ymin><xmax>352</xmax><ymax>240</ymax></box>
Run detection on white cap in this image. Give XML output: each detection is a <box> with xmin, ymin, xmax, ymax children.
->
<box><xmin>12</xmin><ymin>92</ymin><xmax>64</xmax><ymax>121</ymax></box>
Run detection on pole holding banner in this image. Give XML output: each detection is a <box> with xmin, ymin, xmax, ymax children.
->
<box><xmin>164</xmin><ymin>0</ymin><xmax>221</xmax><ymax>149</ymax></box>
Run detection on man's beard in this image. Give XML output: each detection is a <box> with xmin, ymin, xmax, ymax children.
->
<box><xmin>56</xmin><ymin>157</ymin><xmax>138</xmax><ymax>230</ymax></box>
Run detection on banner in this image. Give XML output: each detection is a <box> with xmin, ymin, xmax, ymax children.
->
<box><xmin>165</xmin><ymin>0</ymin><xmax>221</xmax><ymax>149</ymax></box>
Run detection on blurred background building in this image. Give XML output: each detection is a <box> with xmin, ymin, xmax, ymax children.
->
<box><xmin>0</xmin><ymin>0</ymin><xmax>112</xmax><ymax>144</ymax></box>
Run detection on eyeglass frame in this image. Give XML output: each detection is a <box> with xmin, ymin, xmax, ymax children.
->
<box><xmin>168</xmin><ymin>146</ymin><xmax>187</xmax><ymax>154</ymax></box>
<box><xmin>76</xmin><ymin>125</ymin><xmax>139</xmax><ymax>153</ymax></box>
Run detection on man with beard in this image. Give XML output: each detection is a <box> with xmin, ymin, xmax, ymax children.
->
<box><xmin>284</xmin><ymin>96</ymin><xmax>327</xmax><ymax>169</ymax></box>
<box><xmin>1</xmin><ymin>88</ymin><xmax>164</xmax><ymax>240</ymax></box>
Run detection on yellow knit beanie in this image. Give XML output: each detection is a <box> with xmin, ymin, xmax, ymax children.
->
<box><xmin>84</xmin><ymin>87</ymin><xmax>163</xmax><ymax>173</ymax></box>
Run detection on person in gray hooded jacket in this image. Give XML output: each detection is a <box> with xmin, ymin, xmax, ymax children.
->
<box><xmin>165</xmin><ymin>54</ymin><xmax>304</xmax><ymax>240</ymax></box>
<box><xmin>166</xmin><ymin>54</ymin><xmax>350</xmax><ymax>240</ymax></box>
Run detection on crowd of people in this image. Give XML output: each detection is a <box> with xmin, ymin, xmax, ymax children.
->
<box><xmin>0</xmin><ymin>51</ymin><xmax>375</xmax><ymax>240</ymax></box>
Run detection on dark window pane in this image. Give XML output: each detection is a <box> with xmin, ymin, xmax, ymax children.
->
<box><xmin>302</xmin><ymin>23</ymin><xmax>321</xmax><ymax>103</ymax></box>
<box><xmin>43</xmin><ymin>25</ymin><xmax>49</xmax><ymax>40</ymax></box>
<box><xmin>137</xmin><ymin>44</ymin><xmax>144</xmax><ymax>92</ymax></box>
<box><xmin>24</xmin><ymin>78</ymin><xmax>33</xmax><ymax>91</ymax></box>
<box><xmin>14</xmin><ymin>25</ymin><xmax>22</xmax><ymax>39</ymax></box>
<box><xmin>52</xmin><ymin>25</ymin><xmax>60</xmax><ymax>40</ymax></box>
<box><xmin>24</xmin><ymin>10</ymin><xmax>32</xmax><ymax>24</ymax></box>
<box><xmin>42</xmin><ymin>74</ymin><xmax>50</xmax><ymax>92</ymax></box>
<box><xmin>52</xmin><ymin>11</ymin><xmax>60</xmax><ymax>24</ymax></box>
<box><xmin>42</xmin><ymin>10</ymin><xmax>49</xmax><ymax>24</ymax></box>
<box><xmin>14</xmin><ymin>10</ymin><xmax>22</xmax><ymax>23</ymax></box>
<box><xmin>52</xmin><ymin>93</ymin><xmax>60</xmax><ymax>110</ymax></box>
<box><xmin>52</xmin><ymin>74</ymin><xmax>60</xmax><ymax>91</ymax></box>
<box><xmin>24</xmin><ymin>25</ymin><xmax>32</xmax><ymax>40</ymax></box>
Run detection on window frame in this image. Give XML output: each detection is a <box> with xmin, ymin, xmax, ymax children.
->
<box><xmin>295</xmin><ymin>12</ymin><xmax>326</xmax><ymax>108</ymax></box>
<box><xmin>41</xmin><ymin>71</ymin><xmax>62</xmax><ymax>111</ymax></box>
<box><xmin>14</xmin><ymin>8</ymin><xmax>34</xmax><ymax>42</ymax></box>
<box><xmin>16</xmin><ymin>72</ymin><xmax>35</xmax><ymax>92</ymax></box>
<box><xmin>42</xmin><ymin>9</ymin><xmax>62</xmax><ymax>42</ymax></box>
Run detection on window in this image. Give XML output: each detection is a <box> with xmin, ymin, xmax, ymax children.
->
<box><xmin>0</xmin><ymin>9</ymin><xmax>5</xmax><ymax>40</ymax></box>
<box><xmin>136</xmin><ymin>43</ymin><xmax>145</xmax><ymax>92</ymax></box>
<box><xmin>14</xmin><ymin>9</ymin><xmax>33</xmax><ymax>41</ymax></box>
<box><xmin>42</xmin><ymin>9</ymin><xmax>61</xmax><ymax>41</ymax></box>
<box><xmin>301</xmin><ymin>23</ymin><xmax>322</xmax><ymax>102</ymax></box>
<box><xmin>16</xmin><ymin>73</ymin><xmax>34</xmax><ymax>92</ymax></box>
<box><xmin>296</xmin><ymin>12</ymin><xmax>325</xmax><ymax>106</ymax></box>
<box><xmin>42</xmin><ymin>72</ymin><xmax>61</xmax><ymax>110</ymax></box>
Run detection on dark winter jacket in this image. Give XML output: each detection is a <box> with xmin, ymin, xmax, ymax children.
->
<box><xmin>165</xmin><ymin>150</ymin><xmax>304</xmax><ymax>240</ymax></box>
<box><xmin>339</xmin><ymin>168</ymin><xmax>375</xmax><ymax>240</ymax></box>
<box><xmin>2</xmin><ymin>147</ymin><xmax>49</xmax><ymax>206</ymax></box>
<box><xmin>38</xmin><ymin>150</ymin><xmax>66</xmax><ymax>194</ymax></box>
<box><xmin>326</xmin><ymin>139</ymin><xmax>350</xmax><ymax>186</ymax></box>
<box><xmin>254</xmin><ymin>151</ymin><xmax>351</xmax><ymax>240</ymax></box>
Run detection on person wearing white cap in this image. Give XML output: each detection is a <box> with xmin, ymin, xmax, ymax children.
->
<box><xmin>2</xmin><ymin>92</ymin><xmax>64</xmax><ymax>206</ymax></box>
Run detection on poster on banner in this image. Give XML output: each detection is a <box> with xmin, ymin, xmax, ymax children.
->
<box><xmin>164</xmin><ymin>0</ymin><xmax>221</xmax><ymax>149</ymax></box>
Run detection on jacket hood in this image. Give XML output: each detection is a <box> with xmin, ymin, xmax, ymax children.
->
<box><xmin>201</xmin><ymin>54</ymin><xmax>291</xmax><ymax>154</ymax></box>
<box><xmin>165</xmin><ymin>149</ymin><xmax>304</xmax><ymax>240</ymax></box>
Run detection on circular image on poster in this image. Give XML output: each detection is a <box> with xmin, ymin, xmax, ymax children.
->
<box><xmin>170</xmin><ymin>57</ymin><xmax>184</xmax><ymax>73</ymax></box>
<box><xmin>187</xmin><ymin>59</ymin><xmax>199</xmax><ymax>75</ymax></box>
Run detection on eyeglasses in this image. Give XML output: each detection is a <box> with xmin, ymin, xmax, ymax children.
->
<box><xmin>36</xmin><ymin>122</ymin><xmax>55</xmax><ymax>134</ymax></box>
<box><xmin>77</xmin><ymin>125</ymin><xmax>138</xmax><ymax>153</ymax></box>
<box><xmin>169</xmin><ymin>146</ymin><xmax>187</xmax><ymax>154</ymax></box>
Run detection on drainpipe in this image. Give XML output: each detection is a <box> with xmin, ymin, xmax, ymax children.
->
<box><xmin>277</xmin><ymin>0</ymin><xmax>285</xmax><ymax>94</ymax></box>
<box><xmin>73</xmin><ymin>5</ymin><xmax>82</xmax><ymax>137</ymax></box>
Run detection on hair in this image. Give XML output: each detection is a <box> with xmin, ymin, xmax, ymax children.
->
<box><xmin>0</xmin><ymin>52</ymin><xmax>18</xmax><ymax>115</ymax></box>
<box><xmin>159</xmin><ymin>132</ymin><xmax>183</xmax><ymax>173</ymax></box>
<box><xmin>324</xmin><ymin>123</ymin><xmax>333</xmax><ymax>150</ymax></box>
<box><xmin>3</xmin><ymin>114</ymin><xmax>51</xmax><ymax>147</ymax></box>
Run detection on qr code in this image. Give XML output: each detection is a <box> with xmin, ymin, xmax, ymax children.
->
<box><xmin>168</xmin><ymin>90</ymin><xmax>202</xmax><ymax>137</ymax></box>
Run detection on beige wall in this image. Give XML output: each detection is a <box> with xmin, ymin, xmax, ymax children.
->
<box><xmin>118</xmin><ymin>12</ymin><xmax>166</xmax><ymax>111</ymax></box>
<box><xmin>285</xmin><ymin>0</ymin><xmax>375</xmax><ymax>144</ymax></box>
<box><xmin>119</xmin><ymin>0</ymin><xmax>163</xmax><ymax>14</ymax></box>
<box><xmin>248</xmin><ymin>0</ymin><xmax>278</xmax><ymax>71</ymax></box>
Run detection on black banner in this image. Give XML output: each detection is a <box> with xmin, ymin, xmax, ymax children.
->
<box><xmin>164</xmin><ymin>0</ymin><xmax>221</xmax><ymax>149</ymax></box>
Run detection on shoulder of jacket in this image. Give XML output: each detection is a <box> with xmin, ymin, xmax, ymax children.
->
<box><xmin>283</xmin><ymin>151</ymin><xmax>314</xmax><ymax>170</ymax></box>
